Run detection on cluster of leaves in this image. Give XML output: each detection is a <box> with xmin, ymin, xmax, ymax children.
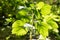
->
<box><xmin>0</xmin><ymin>0</ymin><xmax>60</xmax><ymax>40</ymax></box>
<box><xmin>12</xmin><ymin>1</ymin><xmax>60</xmax><ymax>39</ymax></box>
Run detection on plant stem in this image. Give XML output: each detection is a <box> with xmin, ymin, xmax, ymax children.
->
<box><xmin>30</xmin><ymin>30</ymin><xmax>32</xmax><ymax>40</ymax></box>
<box><xmin>30</xmin><ymin>11</ymin><xmax>34</xmax><ymax>40</ymax></box>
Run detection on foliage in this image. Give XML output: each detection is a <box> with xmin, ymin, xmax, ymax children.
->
<box><xmin>11</xmin><ymin>2</ymin><xmax>59</xmax><ymax>39</ymax></box>
<box><xmin>0</xmin><ymin>0</ymin><xmax>60</xmax><ymax>40</ymax></box>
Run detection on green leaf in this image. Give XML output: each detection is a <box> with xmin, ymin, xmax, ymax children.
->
<box><xmin>12</xmin><ymin>27</ymin><xmax>28</xmax><ymax>36</ymax></box>
<box><xmin>21</xmin><ymin>18</ymin><xmax>29</xmax><ymax>23</ymax></box>
<box><xmin>41</xmin><ymin>22</ymin><xmax>52</xmax><ymax>29</ymax></box>
<box><xmin>36</xmin><ymin>12</ymin><xmax>41</xmax><ymax>19</ymax></box>
<box><xmin>36</xmin><ymin>2</ymin><xmax>44</xmax><ymax>10</ymax></box>
<box><xmin>37</xmin><ymin>22</ymin><xmax>50</xmax><ymax>38</ymax></box>
<box><xmin>12</xmin><ymin>27</ymin><xmax>21</xmax><ymax>34</ymax></box>
<box><xmin>6</xmin><ymin>18</ymin><xmax>12</xmax><ymax>22</ymax></box>
<box><xmin>30</xmin><ymin>4</ymin><xmax>35</xmax><ymax>9</ymax></box>
<box><xmin>47</xmin><ymin>20</ymin><xmax>58</xmax><ymax>29</ymax></box>
<box><xmin>12</xmin><ymin>20</ymin><xmax>25</xmax><ymax>28</ymax></box>
<box><xmin>43</xmin><ymin>15</ymin><xmax>52</xmax><ymax>21</ymax></box>
<box><xmin>12</xmin><ymin>20</ymin><xmax>28</xmax><ymax>36</ymax></box>
<box><xmin>41</xmin><ymin>4</ymin><xmax>51</xmax><ymax>15</ymax></box>
<box><xmin>16</xmin><ymin>10</ymin><xmax>28</xmax><ymax>19</ymax></box>
<box><xmin>18</xmin><ymin>10</ymin><xmax>27</xmax><ymax>16</ymax></box>
<box><xmin>38</xmin><ymin>25</ymin><xmax>48</xmax><ymax>38</ymax></box>
<box><xmin>17</xmin><ymin>28</ymin><xmax>28</xmax><ymax>36</ymax></box>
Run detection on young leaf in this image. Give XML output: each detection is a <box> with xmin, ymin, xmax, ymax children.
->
<box><xmin>38</xmin><ymin>25</ymin><xmax>49</xmax><ymax>38</ymax></box>
<box><xmin>41</xmin><ymin>4</ymin><xmax>51</xmax><ymax>15</ymax></box>
<box><xmin>36</xmin><ymin>2</ymin><xmax>44</xmax><ymax>10</ymax></box>
<box><xmin>37</xmin><ymin>22</ymin><xmax>50</xmax><ymax>38</ymax></box>
<box><xmin>47</xmin><ymin>20</ymin><xmax>58</xmax><ymax>29</ymax></box>
<box><xmin>12</xmin><ymin>27</ymin><xmax>28</xmax><ymax>36</ymax></box>
<box><xmin>12</xmin><ymin>20</ymin><xmax>25</xmax><ymax>28</ymax></box>
<box><xmin>12</xmin><ymin>20</ymin><xmax>28</xmax><ymax>36</ymax></box>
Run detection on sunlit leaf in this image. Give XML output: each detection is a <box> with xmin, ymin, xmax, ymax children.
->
<box><xmin>41</xmin><ymin>22</ymin><xmax>52</xmax><ymax>29</ymax></box>
<box><xmin>12</xmin><ymin>27</ymin><xmax>28</xmax><ymax>36</ymax></box>
<box><xmin>41</xmin><ymin>4</ymin><xmax>51</xmax><ymax>15</ymax></box>
<box><xmin>12</xmin><ymin>20</ymin><xmax>28</xmax><ymax>36</ymax></box>
<box><xmin>12</xmin><ymin>20</ymin><xmax>25</xmax><ymax>28</ymax></box>
<box><xmin>38</xmin><ymin>25</ymin><xmax>49</xmax><ymax>38</ymax></box>
<box><xmin>36</xmin><ymin>2</ymin><xmax>44</xmax><ymax>10</ymax></box>
<box><xmin>37</xmin><ymin>22</ymin><xmax>51</xmax><ymax>38</ymax></box>
<box><xmin>47</xmin><ymin>20</ymin><xmax>58</xmax><ymax>29</ymax></box>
